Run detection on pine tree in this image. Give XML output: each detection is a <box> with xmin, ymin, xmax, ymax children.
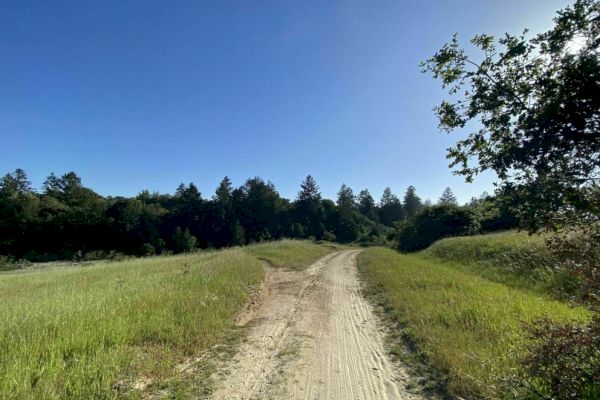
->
<box><xmin>438</xmin><ymin>187</ymin><xmax>458</xmax><ymax>205</ymax></box>
<box><xmin>357</xmin><ymin>189</ymin><xmax>375</xmax><ymax>215</ymax></box>
<box><xmin>0</xmin><ymin>169</ymin><xmax>33</xmax><ymax>195</ymax></box>
<box><xmin>294</xmin><ymin>175</ymin><xmax>324</xmax><ymax>238</ymax></box>
<box><xmin>297</xmin><ymin>175</ymin><xmax>321</xmax><ymax>201</ymax></box>
<box><xmin>379</xmin><ymin>187</ymin><xmax>397</xmax><ymax>206</ymax></box>
<box><xmin>337</xmin><ymin>184</ymin><xmax>356</xmax><ymax>210</ymax></box>
<box><xmin>378</xmin><ymin>187</ymin><xmax>405</xmax><ymax>225</ymax></box>
<box><xmin>213</xmin><ymin>176</ymin><xmax>233</xmax><ymax>204</ymax></box>
<box><xmin>403</xmin><ymin>186</ymin><xmax>422</xmax><ymax>217</ymax></box>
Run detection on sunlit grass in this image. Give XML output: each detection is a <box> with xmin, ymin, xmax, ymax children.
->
<box><xmin>423</xmin><ymin>231</ymin><xmax>579</xmax><ymax>299</ymax></box>
<box><xmin>0</xmin><ymin>240</ymin><xmax>335</xmax><ymax>399</ymax></box>
<box><xmin>358</xmin><ymin>246</ymin><xmax>590</xmax><ymax>399</ymax></box>
<box><xmin>245</xmin><ymin>239</ymin><xmax>338</xmax><ymax>269</ymax></box>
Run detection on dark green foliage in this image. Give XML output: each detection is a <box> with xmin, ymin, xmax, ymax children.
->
<box><xmin>139</xmin><ymin>242</ymin><xmax>156</xmax><ymax>256</ymax></box>
<box><xmin>293</xmin><ymin>175</ymin><xmax>325</xmax><ymax>238</ymax></box>
<box><xmin>322</xmin><ymin>231</ymin><xmax>336</xmax><ymax>242</ymax></box>
<box><xmin>423</xmin><ymin>2</ymin><xmax>600</xmax><ymax>397</ymax></box>
<box><xmin>402</xmin><ymin>186</ymin><xmax>422</xmax><ymax>218</ymax></box>
<box><xmin>336</xmin><ymin>184</ymin><xmax>356</xmax><ymax>211</ymax></box>
<box><xmin>0</xmin><ymin>169</ymin><xmax>513</xmax><ymax>257</ymax></box>
<box><xmin>0</xmin><ymin>170</ymin><xmax>397</xmax><ymax>258</ymax></box>
<box><xmin>466</xmin><ymin>192</ymin><xmax>519</xmax><ymax>232</ymax></box>
<box><xmin>397</xmin><ymin>204</ymin><xmax>480</xmax><ymax>251</ymax></box>
<box><xmin>438</xmin><ymin>187</ymin><xmax>457</xmax><ymax>205</ymax></box>
<box><xmin>291</xmin><ymin>222</ymin><xmax>306</xmax><ymax>238</ymax></box>
<box><xmin>357</xmin><ymin>189</ymin><xmax>377</xmax><ymax>221</ymax></box>
<box><xmin>422</xmin><ymin>0</ymin><xmax>600</xmax><ymax>233</ymax></box>
<box><xmin>172</xmin><ymin>227</ymin><xmax>197</xmax><ymax>253</ymax></box>
<box><xmin>378</xmin><ymin>187</ymin><xmax>405</xmax><ymax>226</ymax></box>
<box><xmin>522</xmin><ymin>315</ymin><xmax>600</xmax><ymax>399</ymax></box>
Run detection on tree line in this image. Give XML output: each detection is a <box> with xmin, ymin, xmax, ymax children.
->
<box><xmin>0</xmin><ymin>169</ymin><xmax>516</xmax><ymax>261</ymax></box>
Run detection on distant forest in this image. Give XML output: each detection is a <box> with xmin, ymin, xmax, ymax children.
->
<box><xmin>0</xmin><ymin>169</ymin><xmax>516</xmax><ymax>261</ymax></box>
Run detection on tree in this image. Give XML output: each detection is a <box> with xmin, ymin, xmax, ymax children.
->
<box><xmin>336</xmin><ymin>184</ymin><xmax>356</xmax><ymax>210</ymax></box>
<box><xmin>213</xmin><ymin>176</ymin><xmax>233</xmax><ymax>205</ymax></box>
<box><xmin>0</xmin><ymin>169</ymin><xmax>33</xmax><ymax>195</ymax></box>
<box><xmin>297</xmin><ymin>175</ymin><xmax>321</xmax><ymax>202</ymax></box>
<box><xmin>423</xmin><ymin>3</ymin><xmax>600</xmax><ymax>397</ymax></box>
<box><xmin>438</xmin><ymin>187</ymin><xmax>458</xmax><ymax>205</ymax></box>
<box><xmin>294</xmin><ymin>175</ymin><xmax>325</xmax><ymax>238</ymax></box>
<box><xmin>357</xmin><ymin>189</ymin><xmax>375</xmax><ymax>215</ymax></box>
<box><xmin>397</xmin><ymin>204</ymin><xmax>480</xmax><ymax>251</ymax></box>
<box><xmin>235</xmin><ymin>177</ymin><xmax>285</xmax><ymax>242</ymax></box>
<box><xmin>378</xmin><ymin>187</ymin><xmax>405</xmax><ymax>226</ymax></box>
<box><xmin>403</xmin><ymin>186</ymin><xmax>422</xmax><ymax>218</ymax></box>
<box><xmin>422</xmin><ymin>0</ymin><xmax>600</xmax><ymax>232</ymax></box>
<box><xmin>43</xmin><ymin>172</ymin><xmax>83</xmax><ymax>200</ymax></box>
<box><xmin>172</xmin><ymin>226</ymin><xmax>197</xmax><ymax>253</ymax></box>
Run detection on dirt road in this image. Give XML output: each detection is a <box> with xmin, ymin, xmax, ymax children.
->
<box><xmin>208</xmin><ymin>250</ymin><xmax>424</xmax><ymax>400</ymax></box>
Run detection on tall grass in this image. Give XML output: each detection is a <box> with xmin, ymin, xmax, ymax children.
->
<box><xmin>0</xmin><ymin>240</ymin><xmax>335</xmax><ymax>399</ymax></box>
<box><xmin>423</xmin><ymin>231</ymin><xmax>580</xmax><ymax>299</ymax></box>
<box><xmin>0</xmin><ymin>249</ymin><xmax>263</xmax><ymax>399</ymax></box>
<box><xmin>358</xmin><ymin>247</ymin><xmax>590</xmax><ymax>399</ymax></box>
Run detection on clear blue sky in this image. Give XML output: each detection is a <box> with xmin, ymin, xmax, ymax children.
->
<box><xmin>1</xmin><ymin>0</ymin><xmax>571</xmax><ymax>203</ymax></box>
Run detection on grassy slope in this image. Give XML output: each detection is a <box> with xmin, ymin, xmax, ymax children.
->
<box><xmin>0</xmin><ymin>240</ymin><xmax>333</xmax><ymax>399</ymax></box>
<box><xmin>359</xmin><ymin>238</ymin><xmax>590</xmax><ymax>399</ymax></box>
<box><xmin>423</xmin><ymin>231</ymin><xmax>578</xmax><ymax>298</ymax></box>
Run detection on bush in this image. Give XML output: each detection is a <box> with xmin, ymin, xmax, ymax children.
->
<box><xmin>322</xmin><ymin>231</ymin><xmax>336</xmax><ymax>242</ymax></box>
<box><xmin>172</xmin><ymin>227</ymin><xmax>197</xmax><ymax>253</ymax></box>
<box><xmin>139</xmin><ymin>243</ymin><xmax>156</xmax><ymax>256</ymax></box>
<box><xmin>0</xmin><ymin>256</ymin><xmax>31</xmax><ymax>271</ymax></box>
<box><xmin>521</xmin><ymin>315</ymin><xmax>600</xmax><ymax>399</ymax></box>
<box><xmin>547</xmin><ymin>227</ymin><xmax>600</xmax><ymax>305</ymax></box>
<box><xmin>397</xmin><ymin>204</ymin><xmax>480</xmax><ymax>251</ymax></box>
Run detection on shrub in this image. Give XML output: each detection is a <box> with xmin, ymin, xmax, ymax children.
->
<box><xmin>322</xmin><ymin>231</ymin><xmax>336</xmax><ymax>242</ymax></box>
<box><xmin>522</xmin><ymin>315</ymin><xmax>600</xmax><ymax>399</ymax></box>
<box><xmin>397</xmin><ymin>204</ymin><xmax>480</xmax><ymax>251</ymax></box>
<box><xmin>547</xmin><ymin>227</ymin><xmax>600</xmax><ymax>305</ymax></box>
<box><xmin>172</xmin><ymin>227</ymin><xmax>197</xmax><ymax>253</ymax></box>
<box><xmin>0</xmin><ymin>256</ymin><xmax>30</xmax><ymax>271</ymax></box>
<box><xmin>139</xmin><ymin>243</ymin><xmax>156</xmax><ymax>256</ymax></box>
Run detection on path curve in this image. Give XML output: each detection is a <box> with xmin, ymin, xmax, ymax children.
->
<box><xmin>208</xmin><ymin>250</ymin><xmax>424</xmax><ymax>400</ymax></box>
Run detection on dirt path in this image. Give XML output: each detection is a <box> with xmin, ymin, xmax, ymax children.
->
<box><xmin>208</xmin><ymin>250</ymin><xmax>425</xmax><ymax>400</ymax></box>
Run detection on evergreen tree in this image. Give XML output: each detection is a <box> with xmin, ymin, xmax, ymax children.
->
<box><xmin>438</xmin><ymin>187</ymin><xmax>458</xmax><ymax>205</ymax></box>
<box><xmin>297</xmin><ymin>175</ymin><xmax>321</xmax><ymax>201</ymax></box>
<box><xmin>403</xmin><ymin>186</ymin><xmax>422</xmax><ymax>218</ymax></box>
<box><xmin>213</xmin><ymin>176</ymin><xmax>233</xmax><ymax>204</ymax></box>
<box><xmin>357</xmin><ymin>189</ymin><xmax>375</xmax><ymax>215</ymax></box>
<box><xmin>336</xmin><ymin>184</ymin><xmax>356</xmax><ymax>210</ymax></box>
<box><xmin>378</xmin><ymin>187</ymin><xmax>405</xmax><ymax>225</ymax></box>
<box><xmin>379</xmin><ymin>187</ymin><xmax>395</xmax><ymax>206</ymax></box>
<box><xmin>172</xmin><ymin>226</ymin><xmax>197</xmax><ymax>253</ymax></box>
<box><xmin>0</xmin><ymin>169</ymin><xmax>33</xmax><ymax>195</ymax></box>
<box><xmin>294</xmin><ymin>175</ymin><xmax>325</xmax><ymax>238</ymax></box>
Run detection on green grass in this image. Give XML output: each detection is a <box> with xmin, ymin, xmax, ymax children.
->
<box><xmin>245</xmin><ymin>239</ymin><xmax>339</xmax><ymax>269</ymax></box>
<box><xmin>423</xmin><ymin>231</ymin><xmax>580</xmax><ymax>299</ymax></box>
<box><xmin>0</xmin><ymin>240</ymin><xmax>334</xmax><ymax>399</ymax></box>
<box><xmin>358</xmin><ymin>246</ymin><xmax>590</xmax><ymax>399</ymax></box>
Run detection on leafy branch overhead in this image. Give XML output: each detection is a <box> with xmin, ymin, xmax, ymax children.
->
<box><xmin>422</xmin><ymin>0</ymin><xmax>600</xmax><ymax>231</ymax></box>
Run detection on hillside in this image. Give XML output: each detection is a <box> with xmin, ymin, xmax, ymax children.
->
<box><xmin>358</xmin><ymin>232</ymin><xmax>591</xmax><ymax>399</ymax></box>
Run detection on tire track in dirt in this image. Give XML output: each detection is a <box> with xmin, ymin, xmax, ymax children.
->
<box><xmin>208</xmin><ymin>250</ymin><xmax>425</xmax><ymax>400</ymax></box>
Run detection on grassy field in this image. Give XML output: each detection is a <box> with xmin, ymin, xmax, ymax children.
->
<box><xmin>0</xmin><ymin>240</ymin><xmax>333</xmax><ymax>399</ymax></box>
<box><xmin>245</xmin><ymin>239</ymin><xmax>339</xmax><ymax>269</ymax></box>
<box><xmin>358</xmin><ymin>237</ymin><xmax>590</xmax><ymax>399</ymax></box>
